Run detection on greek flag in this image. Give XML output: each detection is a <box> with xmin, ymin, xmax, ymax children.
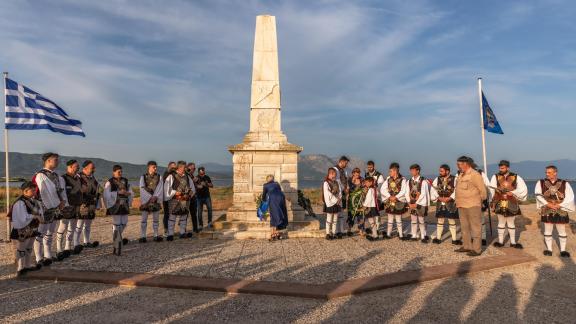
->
<box><xmin>481</xmin><ymin>91</ymin><xmax>503</xmax><ymax>135</ymax></box>
<box><xmin>4</xmin><ymin>78</ymin><xmax>85</xmax><ymax>137</ymax></box>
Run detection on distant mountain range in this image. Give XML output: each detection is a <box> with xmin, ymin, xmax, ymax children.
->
<box><xmin>1</xmin><ymin>152</ymin><xmax>574</xmax><ymax>182</ymax></box>
<box><xmin>0</xmin><ymin>152</ymin><xmax>229</xmax><ymax>181</ymax></box>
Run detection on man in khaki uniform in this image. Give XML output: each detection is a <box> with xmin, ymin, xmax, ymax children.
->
<box><xmin>455</xmin><ymin>156</ymin><xmax>488</xmax><ymax>256</ymax></box>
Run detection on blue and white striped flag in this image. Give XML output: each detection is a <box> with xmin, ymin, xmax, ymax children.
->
<box><xmin>4</xmin><ymin>78</ymin><xmax>85</xmax><ymax>137</ymax></box>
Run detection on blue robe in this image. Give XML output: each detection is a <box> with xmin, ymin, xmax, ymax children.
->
<box><xmin>263</xmin><ymin>181</ymin><xmax>288</xmax><ymax>230</ymax></box>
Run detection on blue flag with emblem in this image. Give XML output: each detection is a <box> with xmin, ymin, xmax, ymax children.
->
<box><xmin>4</xmin><ymin>77</ymin><xmax>85</xmax><ymax>137</ymax></box>
<box><xmin>481</xmin><ymin>91</ymin><xmax>503</xmax><ymax>135</ymax></box>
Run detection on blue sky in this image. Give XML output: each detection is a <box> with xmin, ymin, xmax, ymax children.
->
<box><xmin>1</xmin><ymin>0</ymin><xmax>575</xmax><ymax>174</ymax></box>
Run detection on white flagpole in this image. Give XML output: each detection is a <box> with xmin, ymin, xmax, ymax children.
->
<box><xmin>478</xmin><ymin>78</ymin><xmax>488</xmax><ymax>174</ymax></box>
<box><xmin>478</xmin><ymin>77</ymin><xmax>493</xmax><ymax>237</ymax></box>
<box><xmin>3</xmin><ymin>71</ymin><xmax>10</xmax><ymax>242</ymax></box>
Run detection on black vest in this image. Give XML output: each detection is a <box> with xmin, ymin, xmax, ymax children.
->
<box><xmin>63</xmin><ymin>173</ymin><xmax>83</xmax><ymax>206</ymax></box>
<box><xmin>80</xmin><ymin>173</ymin><xmax>99</xmax><ymax>205</ymax></box>
<box><xmin>109</xmin><ymin>177</ymin><xmax>129</xmax><ymax>196</ymax></box>
<box><xmin>143</xmin><ymin>173</ymin><xmax>160</xmax><ymax>195</ymax></box>
<box><xmin>172</xmin><ymin>173</ymin><xmax>190</xmax><ymax>192</ymax></box>
<box><xmin>435</xmin><ymin>175</ymin><xmax>456</xmax><ymax>198</ymax></box>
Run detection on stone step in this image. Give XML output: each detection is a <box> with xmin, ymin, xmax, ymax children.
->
<box><xmin>212</xmin><ymin>219</ymin><xmax>320</xmax><ymax>231</ymax></box>
<box><xmin>198</xmin><ymin>228</ymin><xmax>325</xmax><ymax>240</ymax></box>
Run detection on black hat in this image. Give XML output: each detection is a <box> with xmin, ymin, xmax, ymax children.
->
<box><xmin>20</xmin><ymin>181</ymin><xmax>35</xmax><ymax>190</ymax></box>
<box><xmin>457</xmin><ymin>156</ymin><xmax>472</xmax><ymax>164</ymax></box>
<box><xmin>42</xmin><ymin>152</ymin><xmax>58</xmax><ymax>162</ymax></box>
<box><xmin>339</xmin><ymin>156</ymin><xmax>350</xmax><ymax>162</ymax></box>
<box><xmin>147</xmin><ymin>161</ymin><xmax>157</xmax><ymax>167</ymax></box>
<box><xmin>498</xmin><ymin>160</ymin><xmax>510</xmax><ymax>167</ymax></box>
<box><xmin>389</xmin><ymin>162</ymin><xmax>400</xmax><ymax>170</ymax></box>
<box><xmin>409</xmin><ymin>164</ymin><xmax>420</xmax><ymax>171</ymax></box>
<box><xmin>66</xmin><ymin>159</ymin><xmax>78</xmax><ymax>166</ymax></box>
<box><xmin>440</xmin><ymin>164</ymin><xmax>450</xmax><ymax>171</ymax></box>
<box><xmin>82</xmin><ymin>160</ymin><xmax>94</xmax><ymax>168</ymax></box>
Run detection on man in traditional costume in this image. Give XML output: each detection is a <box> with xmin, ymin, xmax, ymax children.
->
<box><xmin>162</xmin><ymin>161</ymin><xmax>177</xmax><ymax>235</ymax></box>
<box><xmin>139</xmin><ymin>161</ymin><xmax>164</xmax><ymax>243</ymax></box>
<box><xmin>76</xmin><ymin>160</ymin><xmax>100</xmax><ymax>250</ymax></box>
<box><xmin>430</xmin><ymin>164</ymin><xmax>461</xmax><ymax>245</ymax></box>
<box><xmin>381</xmin><ymin>162</ymin><xmax>408</xmax><ymax>240</ymax></box>
<box><xmin>489</xmin><ymin>160</ymin><xmax>528</xmax><ymax>249</ymax></box>
<box><xmin>323</xmin><ymin>168</ymin><xmax>342</xmax><ymax>240</ymax></box>
<box><xmin>9</xmin><ymin>182</ymin><xmax>43</xmax><ymax>276</ymax></box>
<box><xmin>164</xmin><ymin>161</ymin><xmax>196</xmax><ymax>241</ymax></box>
<box><xmin>535</xmin><ymin>165</ymin><xmax>575</xmax><ymax>257</ymax></box>
<box><xmin>362</xmin><ymin>177</ymin><xmax>380</xmax><ymax>241</ymax></box>
<box><xmin>365</xmin><ymin>160</ymin><xmax>385</xmax><ymax>193</ymax></box>
<box><xmin>33</xmin><ymin>153</ymin><xmax>68</xmax><ymax>266</ymax></box>
<box><xmin>332</xmin><ymin>156</ymin><xmax>350</xmax><ymax>239</ymax></box>
<box><xmin>406</xmin><ymin>164</ymin><xmax>430</xmax><ymax>243</ymax></box>
<box><xmin>58</xmin><ymin>160</ymin><xmax>83</xmax><ymax>258</ymax></box>
<box><xmin>104</xmin><ymin>165</ymin><xmax>133</xmax><ymax>255</ymax></box>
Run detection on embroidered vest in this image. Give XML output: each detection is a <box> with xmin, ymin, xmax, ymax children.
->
<box><xmin>143</xmin><ymin>173</ymin><xmax>160</xmax><ymax>195</ymax></box>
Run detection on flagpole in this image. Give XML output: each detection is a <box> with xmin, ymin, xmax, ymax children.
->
<box><xmin>478</xmin><ymin>78</ymin><xmax>488</xmax><ymax>174</ymax></box>
<box><xmin>478</xmin><ymin>77</ymin><xmax>493</xmax><ymax>237</ymax></box>
<box><xmin>3</xmin><ymin>71</ymin><xmax>10</xmax><ymax>242</ymax></box>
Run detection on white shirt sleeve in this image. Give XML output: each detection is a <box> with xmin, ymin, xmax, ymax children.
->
<box><xmin>430</xmin><ymin>178</ymin><xmax>439</xmax><ymax>202</ymax></box>
<box><xmin>11</xmin><ymin>201</ymin><xmax>34</xmax><ymax>229</ymax></box>
<box><xmin>380</xmin><ymin>177</ymin><xmax>390</xmax><ymax>200</ymax></box>
<box><xmin>513</xmin><ymin>175</ymin><xmax>528</xmax><ymax>202</ymax></box>
<box><xmin>363</xmin><ymin>188</ymin><xmax>376</xmax><ymax>208</ymax></box>
<box><xmin>489</xmin><ymin>175</ymin><xmax>497</xmax><ymax>201</ymax></box>
<box><xmin>139</xmin><ymin>175</ymin><xmax>152</xmax><ymax>204</ymax></box>
<box><xmin>323</xmin><ymin>181</ymin><xmax>340</xmax><ymax>207</ymax></box>
<box><xmin>561</xmin><ymin>182</ymin><xmax>575</xmax><ymax>212</ymax></box>
<box><xmin>397</xmin><ymin>178</ymin><xmax>408</xmax><ymax>203</ymax></box>
<box><xmin>535</xmin><ymin>180</ymin><xmax>547</xmax><ymax>209</ymax></box>
<box><xmin>103</xmin><ymin>181</ymin><xmax>115</xmax><ymax>209</ymax></box>
<box><xmin>36</xmin><ymin>173</ymin><xmax>59</xmax><ymax>209</ymax></box>
<box><xmin>155</xmin><ymin>178</ymin><xmax>164</xmax><ymax>201</ymax></box>
<box><xmin>417</xmin><ymin>179</ymin><xmax>430</xmax><ymax>206</ymax></box>
<box><xmin>164</xmin><ymin>175</ymin><xmax>176</xmax><ymax>201</ymax></box>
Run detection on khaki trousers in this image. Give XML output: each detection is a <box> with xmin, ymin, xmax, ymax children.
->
<box><xmin>458</xmin><ymin>207</ymin><xmax>482</xmax><ymax>253</ymax></box>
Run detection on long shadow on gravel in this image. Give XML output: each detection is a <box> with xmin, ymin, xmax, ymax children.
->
<box><xmin>406</xmin><ymin>260</ymin><xmax>473</xmax><ymax>323</ymax></box>
<box><xmin>522</xmin><ymin>255</ymin><xmax>576</xmax><ymax>323</ymax></box>
<box><xmin>319</xmin><ymin>257</ymin><xmax>425</xmax><ymax>323</ymax></box>
<box><xmin>0</xmin><ymin>238</ymin><xmax>229</xmax><ymax>319</ymax></box>
<box><xmin>465</xmin><ymin>273</ymin><xmax>520</xmax><ymax>323</ymax></box>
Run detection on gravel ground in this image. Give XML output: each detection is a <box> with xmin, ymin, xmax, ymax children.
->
<box><xmin>0</xmin><ymin>205</ymin><xmax>575</xmax><ymax>323</ymax></box>
<box><xmin>13</xmin><ymin>216</ymin><xmax>502</xmax><ymax>284</ymax></box>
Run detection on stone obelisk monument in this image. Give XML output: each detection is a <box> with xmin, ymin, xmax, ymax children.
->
<box><xmin>223</xmin><ymin>15</ymin><xmax>314</xmax><ymax>233</ymax></box>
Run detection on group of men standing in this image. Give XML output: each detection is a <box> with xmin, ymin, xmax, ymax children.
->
<box><xmin>325</xmin><ymin>155</ymin><xmax>574</xmax><ymax>258</ymax></box>
<box><xmin>8</xmin><ymin>153</ymin><xmax>215</xmax><ymax>275</ymax></box>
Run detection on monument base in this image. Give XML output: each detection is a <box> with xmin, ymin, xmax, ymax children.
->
<box><xmin>214</xmin><ymin>139</ymin><xmax>320</xmax><ymax>239</ymax></box>
<box><xmin>208</xmin><ymin>215</ymin><xmax>322</xmax><ymax>239</ymax></box>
